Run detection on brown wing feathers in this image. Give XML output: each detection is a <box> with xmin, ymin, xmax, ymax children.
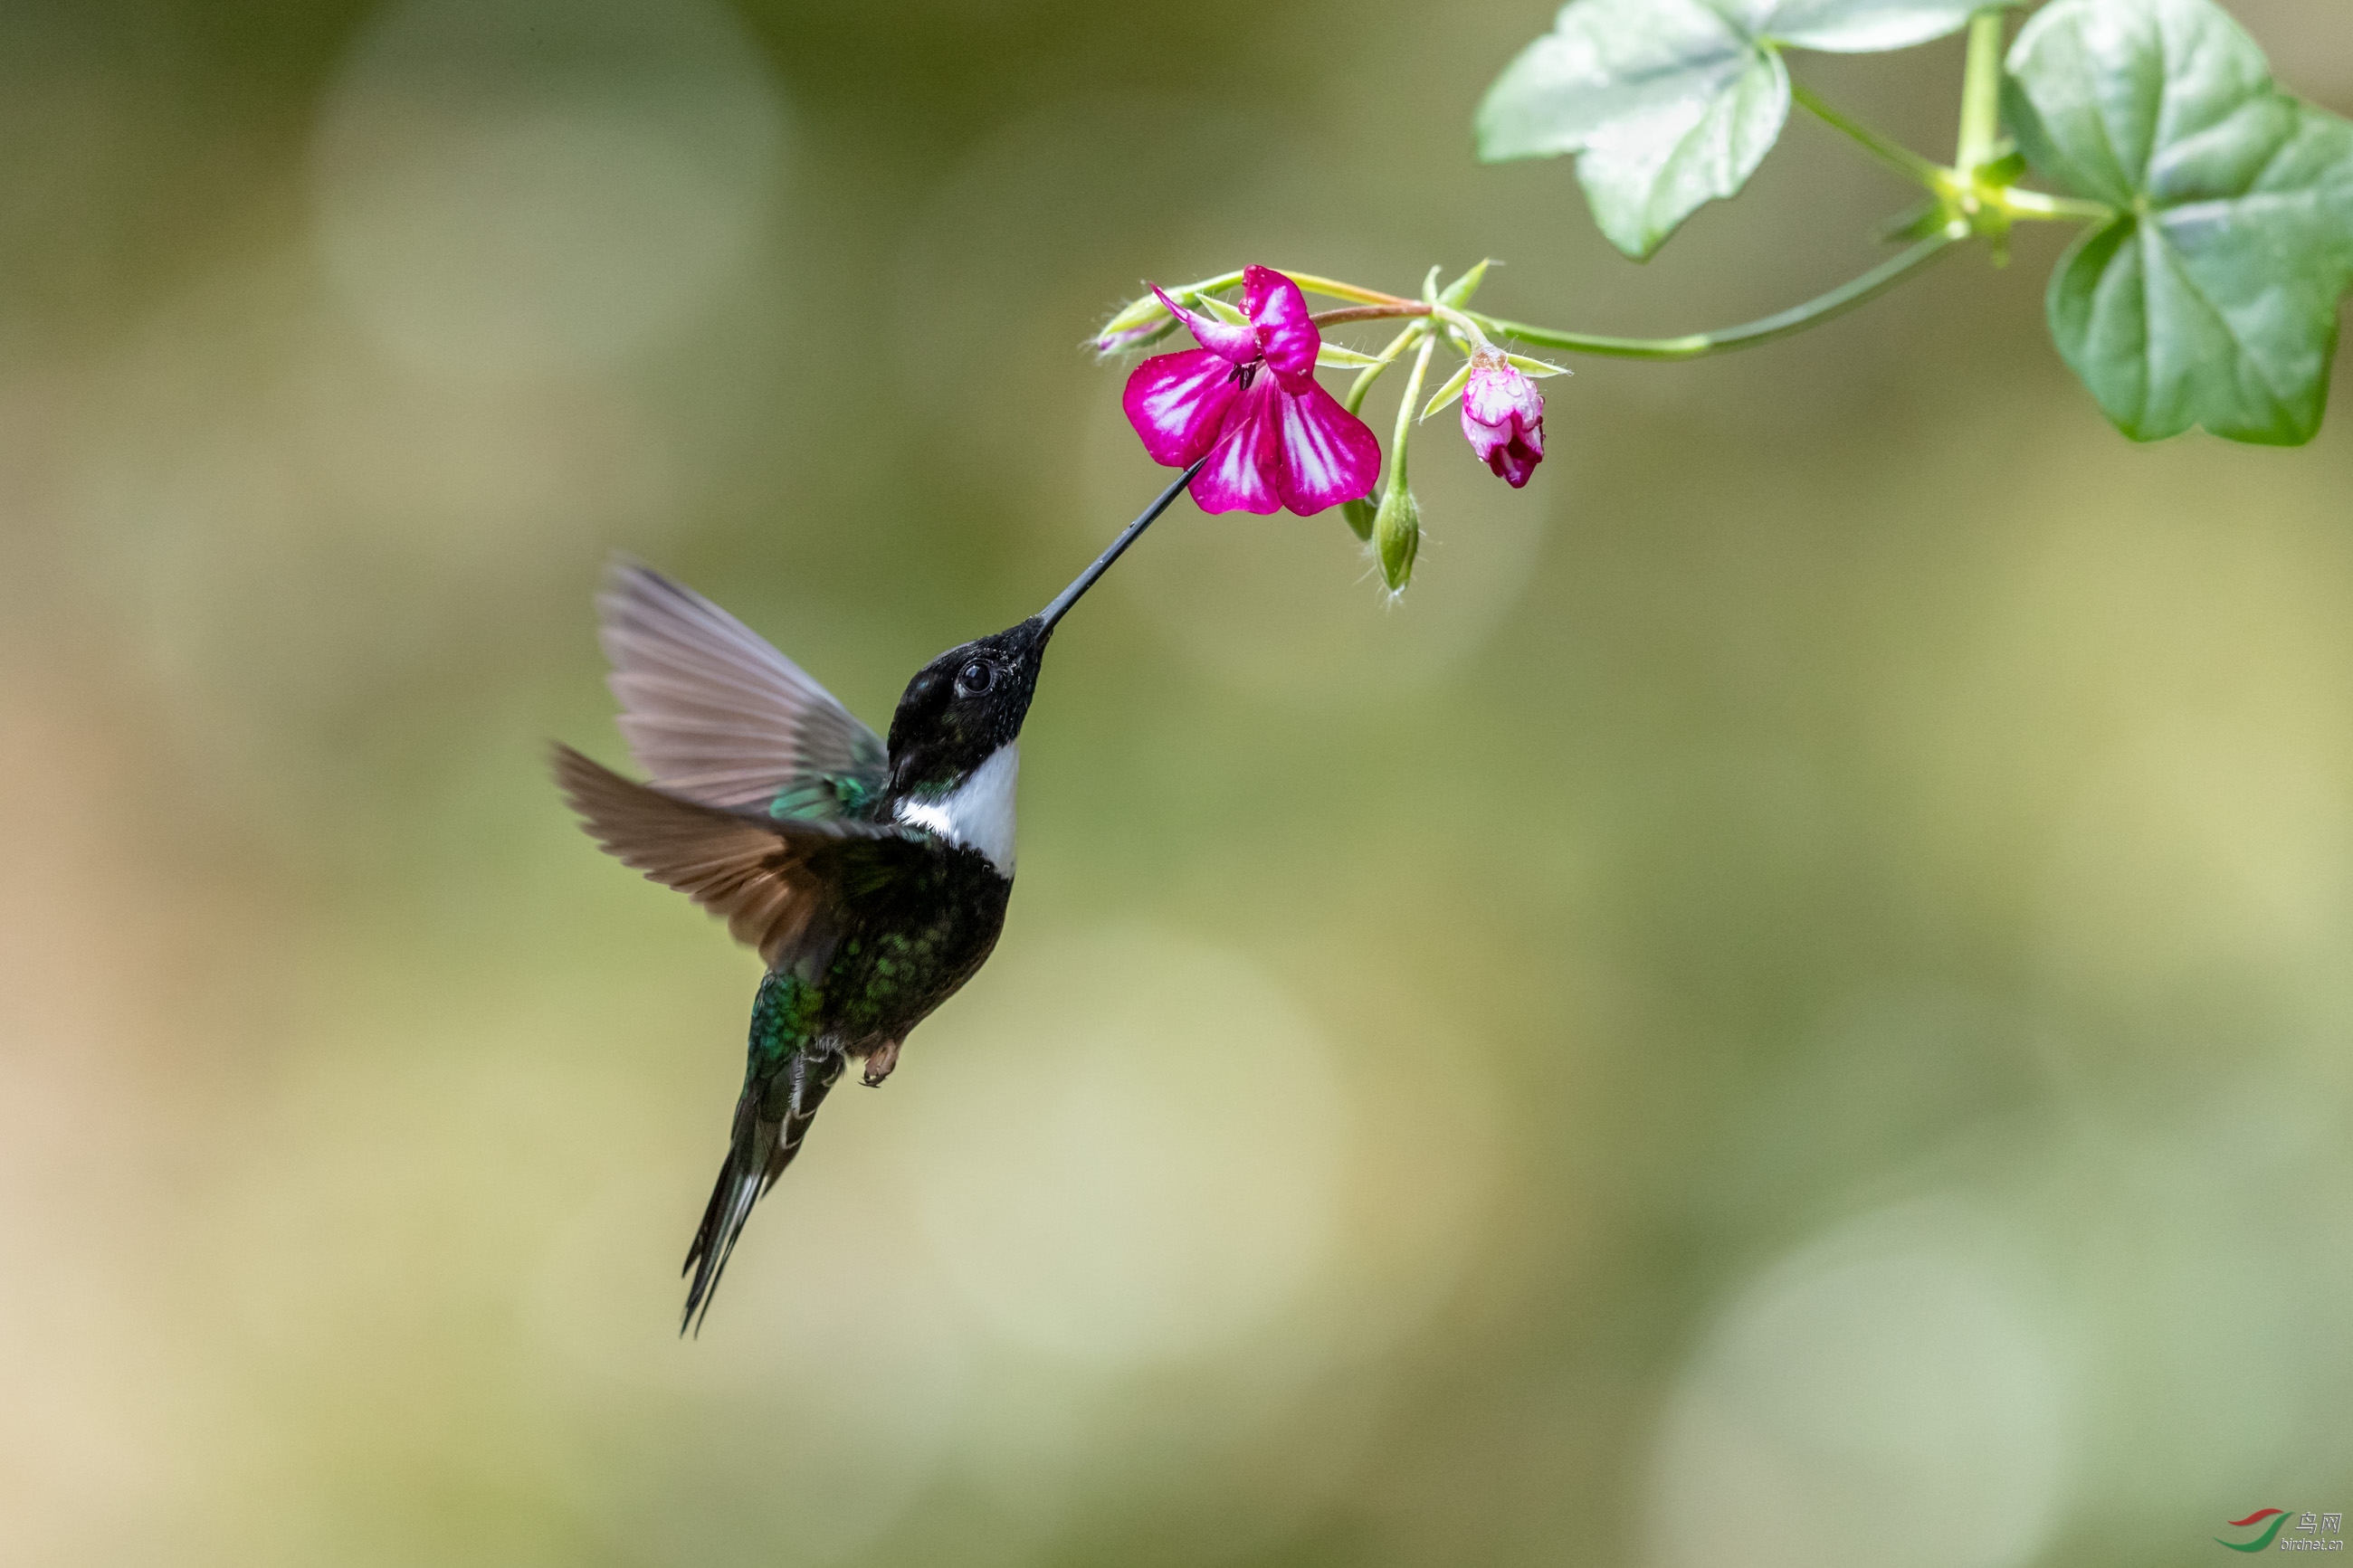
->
<box><xmin>552</xmin><ymin>744</ymin><xmax>835</xmax><ymax>966</ymax></box>
<box><xmin>597</xmin><ymin>561</ymin><xmax>884</xmax><ymax>811</ymax></box>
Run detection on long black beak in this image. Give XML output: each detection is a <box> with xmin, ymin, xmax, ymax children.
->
<box><xmin>1036</xmin><ymin>457</ymin><xmax>1207</xmax><ymax>633</ymax></box>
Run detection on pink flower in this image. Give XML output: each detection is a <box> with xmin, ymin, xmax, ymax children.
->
<box><xmin>1461</xmin><ymin>351</ymin><xmax>1545</xmax><ymax>488</ymax></box>
<box><xmin>1121</xmin><ymin>265</ymin><xmax>1381</xmax><ymax>517</ymax></box>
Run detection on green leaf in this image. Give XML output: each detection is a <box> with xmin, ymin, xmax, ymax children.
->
<box><xmin>2005</xmin><ymin>0</ymin><xmax>2353</xmax><ymax>444</ymax></box>
<box><xmin>1420</xmin><ymin>362</ymin><xmax>1475</xmax><ymax>421</ymax></box>
<box><xmin>1977</xmin><ymin>148</ymin><xmax>2028</xmax><ymax>185</ymax></box>
<box><xmin>1438</xmin><ymin>259</ymin><xmax>1493</xmax><ymax>308</ymax></box>
<box><xmin>1477</xmin><ymin>0</ymin><xmax>2006</xmax><ymax>259</ymax></box>
<box><xmin>1742</xmin><ymin>2</ymin><xmax>2017</xmax><ymax>52</ymax></box>
<box><xmin>1316</xmin><ymin>343</ymin><xmax>1387</xmax><ymax>369</ymax></box>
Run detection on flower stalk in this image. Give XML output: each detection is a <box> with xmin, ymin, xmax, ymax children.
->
<box><xmin>1374</xmin><ymin>335</ymin><xmax>1439</xmax><ymax>591</ymax></box>
<box><xmin>1465</xmin><ymin>230</ymin><xmax>1961</xmax><ymax>360</ymax></box>
<box><xmin>1311</xmin><ymin>303</ymin><xmax>1432</xmax><ymax>328</ymax></box>
<box><xmin>1790</xmin><ymin>81</ymin><xmax>1949</xmax><ymax>190</ymax></box>
<box><xmin>1337</xmin><ymin>321</ymin><xmax>1428</xmax><ymax>539</ymax></box>
<box><xmin>1780</xmin><ymin>33</ymin><xmax>2116</xmax><ymax>242</ymax></box>
<box><xmin>1955</xmin><ymin>9</ymin><xmax>2008</xmax><ymax>176</ymax></box>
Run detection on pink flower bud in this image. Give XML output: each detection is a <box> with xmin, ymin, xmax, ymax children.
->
<box><xmin>1092</xmin><ymin>314</ymin><xmax>1182</xmax><ymax>356</ymax></box>
<box><xmin>1460</xmin><ymin>351</ymin><xmax>1545</xmax><ymax>488</ymax></box>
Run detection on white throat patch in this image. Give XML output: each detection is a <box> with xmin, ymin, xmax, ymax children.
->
<box><xmin>894</xmin><ymin>743</ymin><xmax>1018</xmax><ymax>876</ymax></box>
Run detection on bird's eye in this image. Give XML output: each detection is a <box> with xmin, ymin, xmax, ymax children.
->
<box><xmin>957</xmin><ymin>660</ymin><xmax>995</xmax><ymax>695</ymax></box>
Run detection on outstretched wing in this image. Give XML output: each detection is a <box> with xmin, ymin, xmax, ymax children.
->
<box><xmin>597</xmin><ymin>558</ymin><xmax>888</xmax><ymax>819</ymax></box>
<box><xmin>553</xmin><ymin>745</ymin><xmax>927</xmax><ymax>970</ymax></box>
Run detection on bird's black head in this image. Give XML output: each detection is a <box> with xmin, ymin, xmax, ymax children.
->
<box><xmin>884</xmin><ymin>457</ymin><xmax>1207</xmax><ymax>799</ymax></box>
<box><xmin>886</xmin><ymin>617</ymin><xmax>1049</xmax><ymax>796</ymax></box>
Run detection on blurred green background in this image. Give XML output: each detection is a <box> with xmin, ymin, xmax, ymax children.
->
<box><xmin>5</xmin><ymin>2</ymin><xmax>2351</xmax><ymax>1564</ymax></box>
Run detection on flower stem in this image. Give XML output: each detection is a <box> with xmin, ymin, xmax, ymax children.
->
<box><xmin>1098</xmin><ymin>268</ymin><xmax>1419</xmax><ymax>348</ymax></box>
<box><xmin>1140</xmin><ymin>268</ymin><xmax>1415</xmax><ymax>309</ymax></box>
<box><xmin>1430</xmin><ymin>303</ymin><xmax>1494</xmax><ymax>352</ymax></box>
<box><xmin>1343</xmin><ymin>322</ymin><xmax>1428</xmax><ymax>416</ymax></box>
<box><xmin>1388</xmin><ymin>336</ymin><xmax>1438</xmax><ymax>494</ymax></box>
<box><xmin>1313</xmin><ymin>303</ymin><xmax>1432</xmax><ymax>328</ymax></box>
<box><xmin>1995</xmin><ymin>186</ymin><xmax>2114</xmax><ymax>224</ymax></box>
<box><xmin>1339</xmin><ymin>323</ymin><xmax>1427</xmax><ymax>542</ymax></box>
<box><xmin>1955</xmin><ymin>9</ymin><xmax>2007</xmax><ymax>174</ymax></box>
<box><xmin>1287</xmin><ymin>271</ymin><xmax>1417</xmax><ymax>307</ymax></box>
<box><xmin>1160</xmin><ymin>270</ymin><xmax>1243</xmax><ymax>300</ymax></box>
<box><xmin>1465</xmin><ymin>229</ymin><xmax>1959</xmax><ymax>360</ymax></box>
<box><xmin>1789</xmin><ymin>82</ymin><xmax>1948</xmax><ymax>192</ymax></box>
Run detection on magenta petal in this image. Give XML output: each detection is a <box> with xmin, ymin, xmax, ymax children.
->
<box><xmin>1462</xmin><ymin>366</ymin><xmax>1536</xmax><ymax>429</ymax></box>
<box><xmin>1189</xmin><ymin>379</ymin><xmax>1284</xmax><ymax>515</ymax></box>
<box><xmin>1124</xmin><ymin>348</ymin><xmax>1243</xmax><ymax>467</ymax></box>
<box><xmin>1273</xmin><ymin>378</ymin><xmax>1381</xmax><ymax>515</ymax></box>
<box><xmin>1461</xmin><ymin>401</ymin><xmax>1512</xmax><ymax>465</ymax></box>
<box><xmin>1462</xmin><ymin>361</ymin><xmax>1543</xmax><ymax>473</ymax></box>
<box><xmin>1242</xmin><ymin>265</ymin><xmax>1321</xmax><ymax>390</ymax></box>
<box><xmin>1490</xmin><ymin>432</ymin><xmax>1541</xmax><ymax>489</ymax></box>
<box><xmin>1150</xmin><ymin>284</ymin><xmax>1259</xmax><ymax>364</ymax></box>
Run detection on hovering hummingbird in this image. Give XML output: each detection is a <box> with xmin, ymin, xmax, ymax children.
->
<box><xmin>555</xmin><ymin>461</ymin><xmax>1204</xmax><ymax>1333</ymax></box>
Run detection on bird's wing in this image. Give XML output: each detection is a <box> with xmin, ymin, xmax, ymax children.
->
<box><xmin>596</xmin><ymin>558</ymin><xmax>890</xmax><ymax>819</ymax></box>
<box><xmin>553</xmin><ymin>745</ymin><xmax>929</xmax><ymax>970</ymax></box>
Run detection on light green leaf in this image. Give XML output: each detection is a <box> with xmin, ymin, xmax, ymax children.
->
<box><xmin>1477</xmin><ymin>0</ymin><xmax>2008</xmax><ymax>259</ymax></box>
<box><xmin>1504</xmin><ymin>353</ymin><xmax>1573</xmax><ymax>377</ymax></box>
<box><xmin>1316</xmin><ymin>343</ymin><xmax>1386</xmax><ymax>369</ymax></box>
<box><xmin>1745</xmin><ymin>1</ymin><xmax>2014</xmax><ymax>52</ymax></box>
<box><xmin>1438</xmin><ymin>259</ymin><xmax>1493</xmax><ymax>308</ymax></box>
<box><xmin>1421</xmin><ymin>362</ymin><xmax>1475</xmax><ymax>421</ymax></box>
<box><xmin>2006</xmin><ymin>0</ymin><xmax>2353</xmax><ymax>443</ymax></box>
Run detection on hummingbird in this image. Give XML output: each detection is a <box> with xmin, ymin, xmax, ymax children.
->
<box><xmin>555</xmin><ymin>460</ymin><xmax>1204</xmax><ymax>1334</ymax></box>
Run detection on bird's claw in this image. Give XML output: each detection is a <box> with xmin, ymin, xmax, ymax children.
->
<box><xmin>861</xmin><ymin>1039</ymin><xmax>902</xmax><ymax>1088</ymax></box>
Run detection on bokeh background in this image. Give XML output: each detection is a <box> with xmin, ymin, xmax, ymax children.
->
<box><xmin>5</xmin><ymin>1</ymin><xmax>2352</xmax><ymax>1563</ymax></box>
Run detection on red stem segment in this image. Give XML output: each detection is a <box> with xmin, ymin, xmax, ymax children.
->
<box><xmin>1310</xmin><ymin>303</ymin><xmax>1434</xmax><ymax>328</ymax></box>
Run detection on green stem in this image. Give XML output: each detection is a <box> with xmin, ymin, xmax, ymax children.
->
<box><xmin>1344</xmin><ymin>322</ymin><xmax>1428</xmax><ymax>415</ymax></box>
<box><xmin>1388</xmin><ymin>336</ymin><xmax>1438</xmax><ymax>494</ymax></box>
<box><xmin>1955</xmin><ymin>9</ymin><xmax>2007</xmax><ymax>173</ymax></box>
<box><xmin>1157</xmin><ymin>269</ymin><xmax>1242</xmax><ymax>303</ymax></box>
<box><xmin>1467</xmin><ymin>230</ymin><xmax>1959</xmax><ymax>361</ymax></box>
<box><xmin>1996</xmin><ymin>186</ymin><xmax>2117</xmax><ymax>224</ymax></box>
<box><xmin>1314</xmin><ymin>301</ymin><xmax>1496</xmax><ymax>349</ymax></box>
<box><xmin>1430</xmin><ymin>302</ymin><xmax>1493</xmax><ymax>352</ymax></box>
<box><xmin>1287</xmin><ymin>271</ymin><xmax>1416</xmax><ymax>307</ymax></box>
<box><xmin>1790</xmin><ymin>81</ymin><xmax>1948</xmax><ymax>192</ymax></box>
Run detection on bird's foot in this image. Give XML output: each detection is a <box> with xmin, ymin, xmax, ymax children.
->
<box><xmin>861</xmin><ymin>1039</ymin><xmax>902</xmax><ymax>1088</ymax></box>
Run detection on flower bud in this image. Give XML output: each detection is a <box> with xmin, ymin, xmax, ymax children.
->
<box><xmin>1092</xmin><ymin>309</ymin><xmax>1183</xmax><ymax>357</ymax></box>
<box><xmin>1374</xmin><ymin>485</ymin><xmax>1420</xmax><ymax>591</ymax></box>
<box><xmin>1459</xmin><ymin>349</ymin><xmax>1545</xmax><ymax>488</ymax></box>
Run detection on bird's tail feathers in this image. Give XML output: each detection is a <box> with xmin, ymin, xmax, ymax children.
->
<box><xmin>680</xmin><ymin>1048</ymin><xmax>843</xmax><ymax>1335</ymax></box>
